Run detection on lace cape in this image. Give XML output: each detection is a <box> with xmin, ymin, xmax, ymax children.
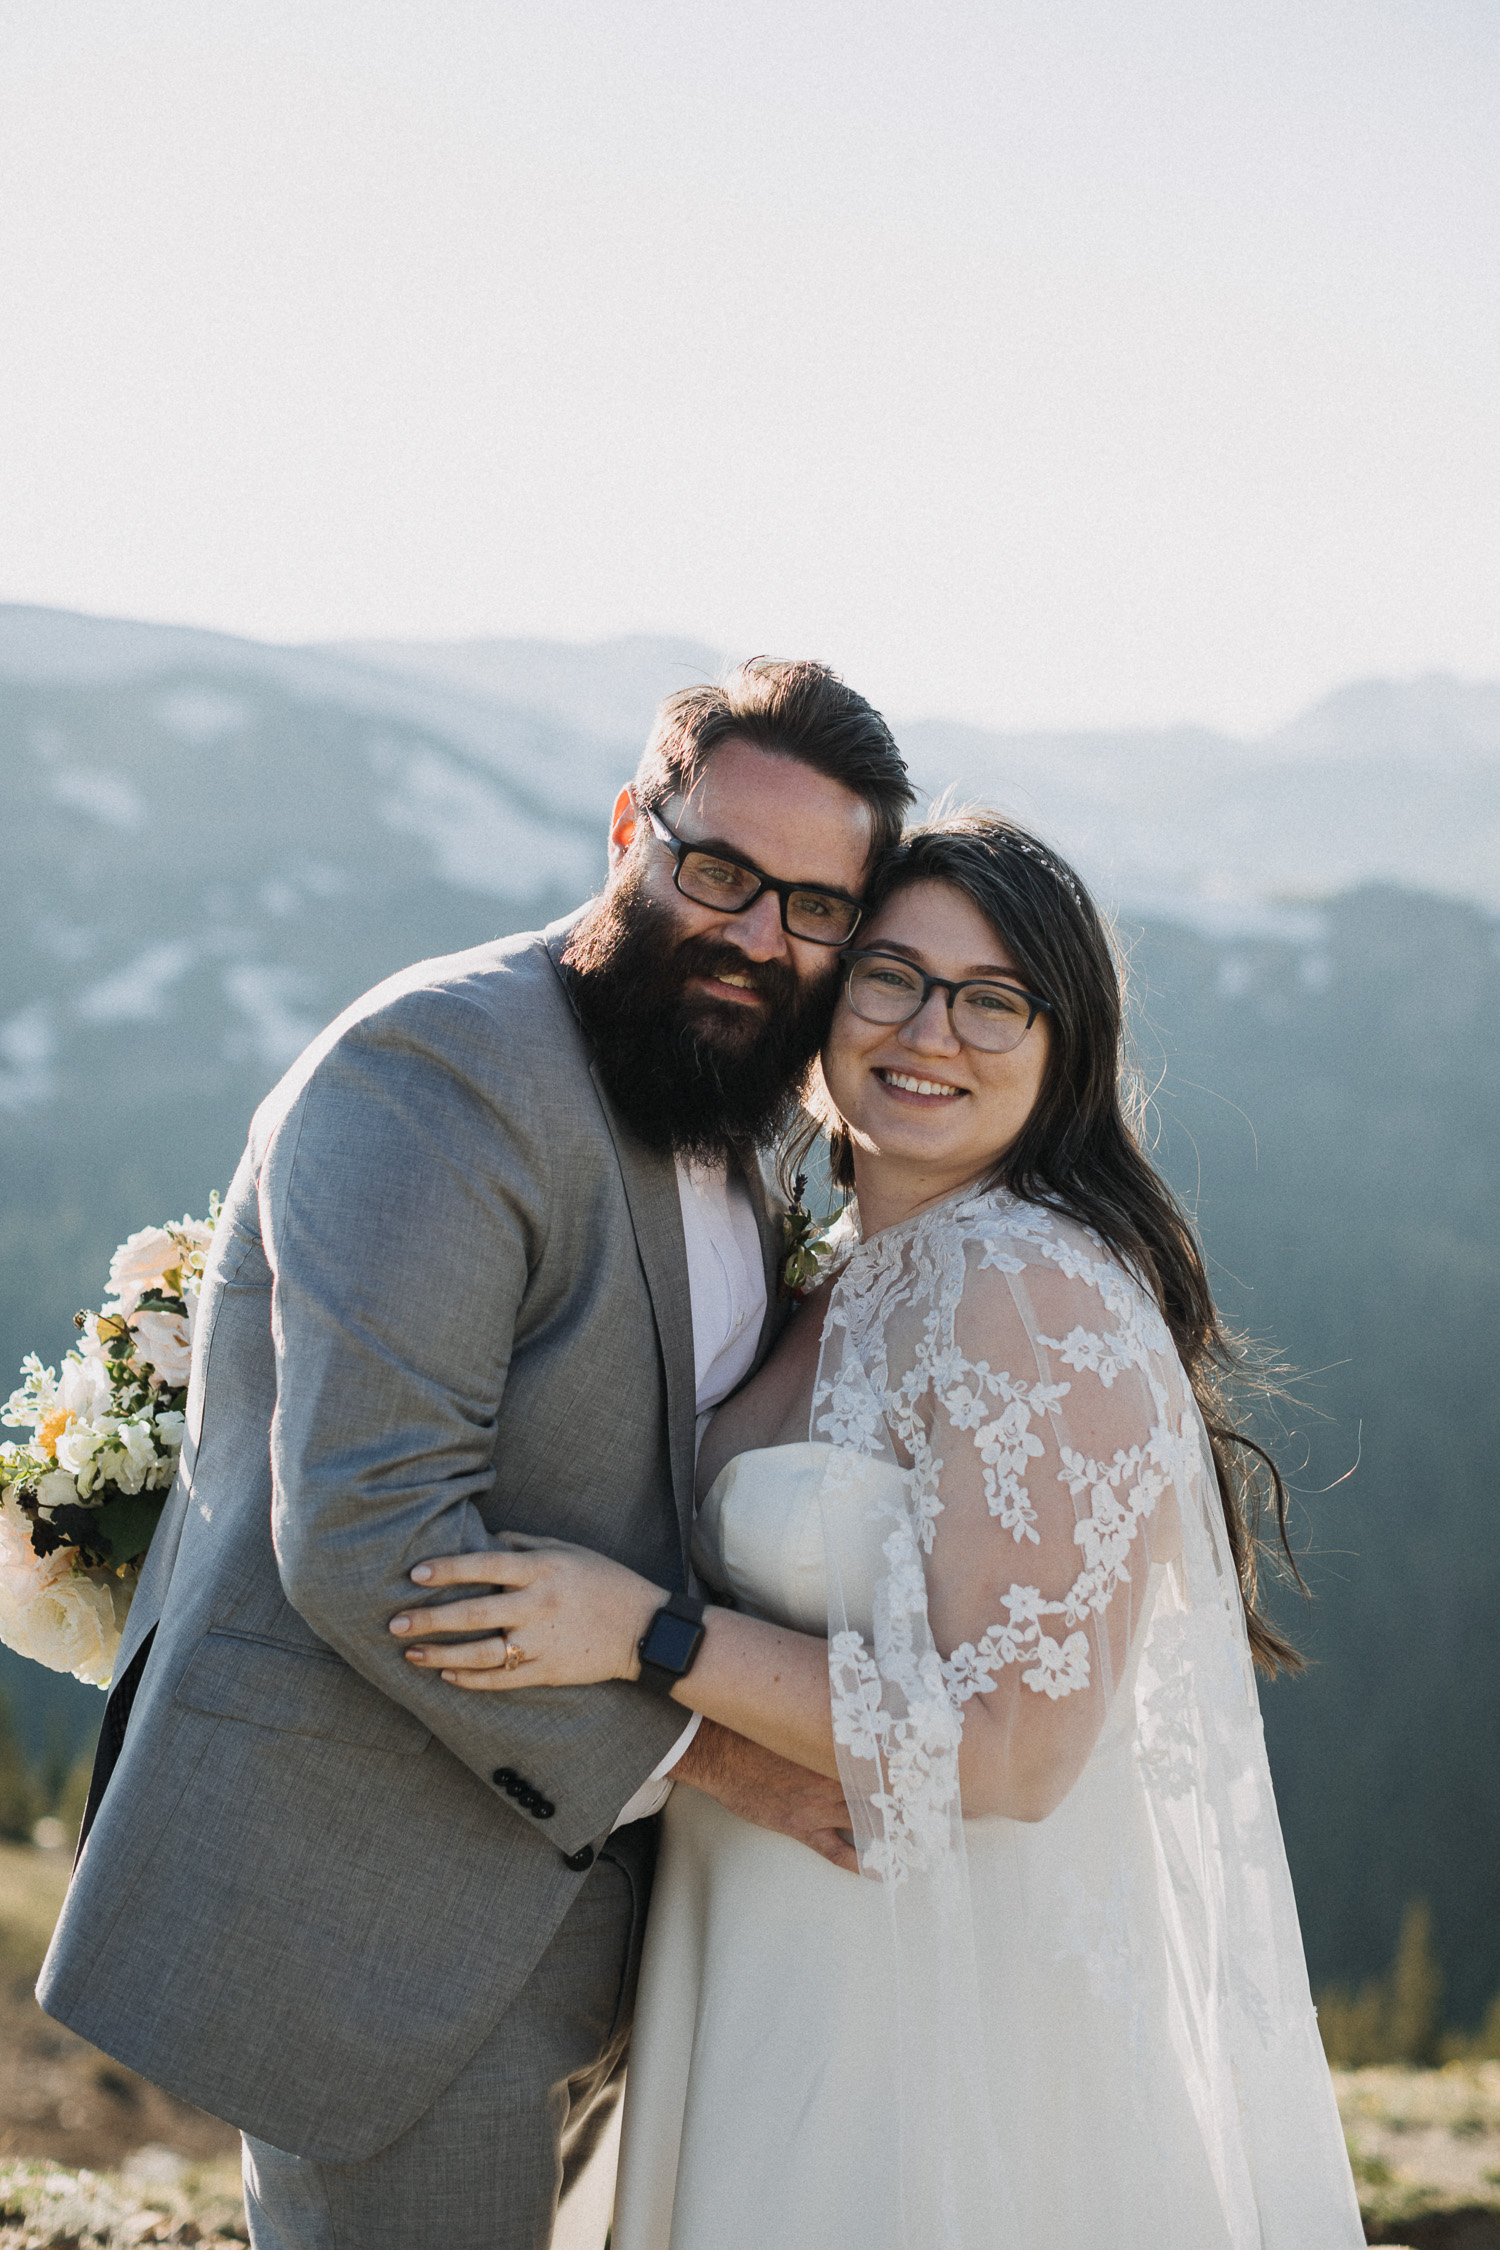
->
<box><xmin>809</xmin><ymin>1188</ymin><xmax>1363</xmax><ymax>2249</ymax></box>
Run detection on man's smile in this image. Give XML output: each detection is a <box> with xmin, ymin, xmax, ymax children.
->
<box><xmin>693</xmin><ymin>968</ymin><xmax>767</xmax><ymax>1008</ymax></box>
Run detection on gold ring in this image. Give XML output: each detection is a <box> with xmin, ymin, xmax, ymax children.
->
<box><xmin>503</xmin><ymin>1640</ymin><xmax>526</xmax><ymax>1672</ymax></box>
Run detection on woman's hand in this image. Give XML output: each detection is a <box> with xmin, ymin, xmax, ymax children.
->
<box><xmin>389</xmin><ymin>1536</ymin><xmax>666</xmax><ymax>1690</ymax></box>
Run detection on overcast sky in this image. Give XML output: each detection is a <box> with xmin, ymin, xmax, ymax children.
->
<box><xmin>2</xmin><ymin>0</ymin><xmax>1497</xmax><ymax>733</ymax></box>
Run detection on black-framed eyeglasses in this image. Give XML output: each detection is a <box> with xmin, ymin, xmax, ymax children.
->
<box><xmin>843</xmin><ymin>949</ymin><xmax>1053</xmax><ymax>1053</ymax></box>
<box><xmin>643</xmin><ymin>804</ymin><xmax>864</xmax><ymax>947</ymax></box>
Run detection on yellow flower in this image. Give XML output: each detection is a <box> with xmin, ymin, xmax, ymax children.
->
<box><xmin>36</xmin><ymin>1407</ymin><xmax>71</xmax><ymax>1460</ymax></box>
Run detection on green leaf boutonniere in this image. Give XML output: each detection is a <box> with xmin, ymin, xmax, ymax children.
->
<box><xmin>780</xmin><ymin>1173</ymin><xmax>838</xmax><ymax>1301</ymax></box>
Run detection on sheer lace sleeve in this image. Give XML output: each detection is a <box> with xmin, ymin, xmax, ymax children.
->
<box><xmin>813</xmin><ymin>1190</ymin><xmax>1204</xmax><ymax>1872</ymax></box>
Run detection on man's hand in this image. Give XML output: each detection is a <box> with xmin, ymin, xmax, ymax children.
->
<box><xmin>672</xmin><ymin>1717</ymin><xmax>859</xmax><ymax>1874</ymax></box>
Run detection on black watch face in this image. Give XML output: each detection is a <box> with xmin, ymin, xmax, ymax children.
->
<box><xmin>644</xmin><ymin>1611</ymin><xmax>702</xmax><ymax>1675</ymax></box>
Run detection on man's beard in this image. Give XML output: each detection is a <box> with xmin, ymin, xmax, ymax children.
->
<box><xmin>562</xmin><ymin>872</ymin><xmax>840</xmax><ymax>1163</ymax></box>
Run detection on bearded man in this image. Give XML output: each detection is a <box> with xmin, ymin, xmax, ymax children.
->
<box><xmin>38</xmin><ymin>658</ymin><xmax>914</xmax><ymax>2250</ymax></box>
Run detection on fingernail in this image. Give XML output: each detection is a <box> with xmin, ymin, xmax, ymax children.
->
<box><xmin>410</xmin><ymin>1563</ymin><xmax>433</xmax><ymax>1582</ymax></box>
<box><xmin>391</xmin><ymin>1615</ymin><xmax>411</xmax><ymax>1633</ymax></box>
<box><xmin>404</xmin><ymin>1647</ymin><xmax>426</xmax><ymax>1662</ymax></box>
<box><xmin>441</xmin><ymin>1669</ymin><xmax>457</xmax><ymax>1683</ymax></box>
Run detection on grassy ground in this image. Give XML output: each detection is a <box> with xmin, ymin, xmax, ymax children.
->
<box><xmin>1336</xmin><ymin>2063</ymin><xmax>1500</xmax><ymax>2243</ymax></box>
<box><xmin>6</xmin><ymin>1839</ymin><xmax>1500</xmax><ymax>2245</ymax></box>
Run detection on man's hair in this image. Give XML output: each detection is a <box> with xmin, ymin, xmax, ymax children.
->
<box><xmin>635</xmin><ymin>658</ymin><xmax>915</xmax><ymax>860</ymax></box>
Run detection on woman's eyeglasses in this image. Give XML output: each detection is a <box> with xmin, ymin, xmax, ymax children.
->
<box><xmin>643</xmin><ymin>805</ymin><xmax>863</xmax><ymax>947</ymax></box>
<box><xmin>843</xmin><ymin>950</ymin><xmax>1053</xmax><ymax>1053</ymax></box>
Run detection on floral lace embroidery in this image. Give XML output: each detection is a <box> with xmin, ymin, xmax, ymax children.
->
<box><xmin>815</xmin><ymin>1191</ymin><xmax>1194</xmax><ymax>1874</ymax></box>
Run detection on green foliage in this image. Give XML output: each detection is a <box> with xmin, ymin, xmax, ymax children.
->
<box><xmin>0</xmin><ymin>1689</ymin><xmax>40</xmax><ymax>1842</ymax></box>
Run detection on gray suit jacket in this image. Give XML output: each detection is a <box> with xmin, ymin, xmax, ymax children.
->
<box><xmin>37</xmin><ymin>920</ymin><xmax>786</xmax><ymax>2161</ymax></box>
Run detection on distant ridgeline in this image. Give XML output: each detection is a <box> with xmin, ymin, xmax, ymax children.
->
<box><xmin>1</xmin><ymin>606</ymin><xmax>1497</xmax><ymax>2031</ymax></box>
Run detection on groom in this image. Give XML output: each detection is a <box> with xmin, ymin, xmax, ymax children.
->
<box><xmin>39</xmin><ymin>658</ymin><xmax>913</xmax><ymax>2250</ymax></box>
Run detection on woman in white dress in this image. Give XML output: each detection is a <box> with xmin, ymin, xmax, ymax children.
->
<box><xmin>406</xmin><ymin>811</ymin><xmax>1365</xmax><ymax>2249</ymax></box>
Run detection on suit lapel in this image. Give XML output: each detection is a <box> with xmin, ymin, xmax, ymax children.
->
<box><xmin>544</xmin><ymin>917</ymin><xmax>699</xmax><ymax>1552</ymax></box>
<box><xmin>588</xmin><ymin>1063</ymin><xmax>698</xmax><ymax>1551</ymax></box>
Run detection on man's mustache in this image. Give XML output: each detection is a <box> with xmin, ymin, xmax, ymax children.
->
<box><xmin>669</xmin><ymin>937</ymin><xmax>798</xmax><ymax>1013</ymax></box>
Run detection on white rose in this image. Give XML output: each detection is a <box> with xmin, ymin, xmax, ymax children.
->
<box><xmin>128</xmin><ymin>1308</ymin><xmax>193</xmax><ymax>1388</ymax></box>
<box><xmin>108</xmin><ymin>1225</ymin><xmax>181</xmax><ymax>1315</ymax></box>
<box><xmin>58</xmin><ymin>1350</ymin><xmax>114</xmax><ymax>1422</ymax></box>
<box><xmin>0</xmin><ymin>1556</ymin><xmax>124</xmax><ymax>1686</ymax></box>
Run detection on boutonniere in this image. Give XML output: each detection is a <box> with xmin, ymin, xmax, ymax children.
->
<box><xmin>780</xmin><ymin>1174</ymin><xmax>838</xmax><ymax>1300</ymax></box>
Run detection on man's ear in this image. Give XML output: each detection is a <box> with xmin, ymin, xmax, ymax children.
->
<box><xmin>607</xmin><ymin>785</ymin><xmax>638</xmax><ymax>870</ymax></box>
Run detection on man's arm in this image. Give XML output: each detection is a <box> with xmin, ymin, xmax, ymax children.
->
<box><xmin>671</xmin><ymin>1718</ymin><xmax>859</xmax><ymax>1873</ymax></box>
<box><xmin>261</xmin><ymin>986</ymin><xmax>686</xmax><ymax>1849</ymax></box>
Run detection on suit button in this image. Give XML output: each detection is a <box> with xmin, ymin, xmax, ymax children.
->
<box><xmin>534</xmin><ymin>1799</ymin><xmax>555</xmax><ymax>1820</ymax></box>
<box><xmin>562</xmin><ymin>1846</ymin><xmax>595</xmax><ymax>1872</ymax></box>
<box><xmin>492</xmin><ymin>1768</ymin><xmax>517</xmax><ymax>1786</ymax></box>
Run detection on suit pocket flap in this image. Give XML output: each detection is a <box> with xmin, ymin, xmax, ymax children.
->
<box><xmin>175</xmin><ymin>1630</ymin><xmax>432</xmax><ymax>1755</ymax></box>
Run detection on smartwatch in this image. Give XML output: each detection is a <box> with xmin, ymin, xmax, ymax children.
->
<box><xmin>637</xmin><ymin>1590</ymin><xmax>707</xmax><ymax>1695</ymax></box>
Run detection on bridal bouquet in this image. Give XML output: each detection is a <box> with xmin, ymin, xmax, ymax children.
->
<box><xmin>0</xmin><ymin>1202</ymin><xmax>220</xmax><ymax>1687</ymax></box>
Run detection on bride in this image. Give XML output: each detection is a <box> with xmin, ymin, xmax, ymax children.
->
<box><xmin>398</xmin><ymin>811</ymin><xmax>1365</xmax><ymax>2249</ymax></box>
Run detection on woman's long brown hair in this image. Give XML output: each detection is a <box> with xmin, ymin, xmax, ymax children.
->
<box><xmin>790</xmin><ymin>808</ymin><xmax>1305</xmax><ymax>1676</ymax></box>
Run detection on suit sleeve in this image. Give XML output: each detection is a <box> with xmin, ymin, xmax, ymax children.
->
<box><xmin>261</xmin><ymin>986</ymin><xmax>687</xmax><ymax>1851</ymax></box>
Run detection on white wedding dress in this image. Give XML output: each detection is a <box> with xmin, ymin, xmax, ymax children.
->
<box><xmin>610</xmin><ymin>1192</ymin><xmax>1365</xmax><ymax>2250</ymax></box>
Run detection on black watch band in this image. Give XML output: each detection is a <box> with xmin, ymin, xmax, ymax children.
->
<box><xmin>637</xmin><ymin>1590</ymin><xmax>707</xmax><ymax>1695</ymax></box>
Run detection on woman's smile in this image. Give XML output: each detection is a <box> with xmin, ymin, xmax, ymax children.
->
<box><xmin>821</xmin><ymin>876</ymin><xmax>1051</xmax><ymax>1234</ymax></box>
<box><xmin>873</xmin><ymin>1067</ymin><xmax>968</xmax><ymax>1103</ymax></box>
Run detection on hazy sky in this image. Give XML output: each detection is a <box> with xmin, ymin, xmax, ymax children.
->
<box><xmin>3</xmin><ymin>0</ymin><xmax>1497</xmax><ymax>733</ymax></box>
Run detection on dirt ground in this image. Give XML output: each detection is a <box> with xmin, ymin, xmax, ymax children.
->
<box><xmin>0</xmin><ymin>1844</ymin><xmax>239</xmax><ymax>2178</ymax></box>
<box><xmin>5</xmin><ymin>1837</ymin><xmax>1500</xmax><ymax>2248</ymax></box>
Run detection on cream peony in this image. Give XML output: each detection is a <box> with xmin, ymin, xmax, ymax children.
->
<box><xmin>0</xmin><ymin>1553</ymin><xmax>123</xmax><ymax>1684</ymax></box>
<box><xmin>107</xmin><ymin>1225</ymin><xmax>182</xmax><ymax>1315</ymax></box>
<box><xmin>128</xmin><ymin>1307</ymin><xmax>193</xmax><ymax>1388</ymax></box>
<box><xmin>0</xmin><ymin>1488</ymin><xmax>66</xmax><ymax>1602</ymax></box>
